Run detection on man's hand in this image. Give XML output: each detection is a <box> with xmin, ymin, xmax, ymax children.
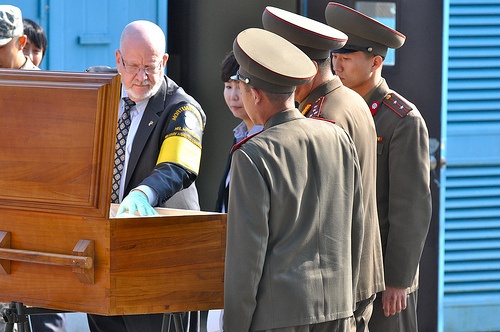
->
<box><xmin>117</xmin><ymin>190</ymin><xmax>158</xmax><ymax>216</ymax></box>
<box><xmin>381</xmin><ymin>286</ymin><xmax>407</xmax><ymax>317</ymax></box>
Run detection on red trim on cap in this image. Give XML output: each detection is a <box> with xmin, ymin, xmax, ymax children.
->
<box><xmin>265</xmin><ymin>7</ymin><xmax>348</xmax><ymax>43</ymax></box>
<box><xmin>326</xmin><ymin>3</ymin><xmax>406</xmax><ymax>39</ymax></box>
<box><xmin>235</xmin><ymin>35</ymin><xmax>315</xmax><ymax>82</ymax></box>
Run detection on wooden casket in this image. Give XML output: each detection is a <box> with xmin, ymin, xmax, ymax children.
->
<box><xmin>0</xmin><ymin>70</ymin><xmax>226</xmax><ymax>316</ymax></box>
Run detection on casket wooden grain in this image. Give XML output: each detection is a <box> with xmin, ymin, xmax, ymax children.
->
<box><xmin>0</xmin><ymin>70</ymin><xmax>226</xmax><ymax>315</ymax></box>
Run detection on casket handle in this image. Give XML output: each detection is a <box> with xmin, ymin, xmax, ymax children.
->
<box><xmin>0</xmin><ymin>231</ymin><xmax>94</xmax><ymax>284</ymax></box>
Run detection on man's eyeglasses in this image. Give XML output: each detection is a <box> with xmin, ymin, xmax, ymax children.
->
<box><xmin>120</xmin><ymin>55</ymin><xmax>163</xmax><ymax>75</ymax></box>
<box><xmin>230</xmin><ymin>71</ymin><xmax>250</xmax><ymax>84</ymax></box>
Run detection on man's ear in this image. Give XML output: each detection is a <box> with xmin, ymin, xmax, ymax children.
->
<box><xmin>250</xmin><ymin>86</ymin><xmax>261</xmax><ymax>104</ymax></box>
<box><xmin>312</xmin><ymin>59</ymin><xmax>319</xmax><ymax>73</ymax></box>
<box><xmin>17</xmin><ymin>35</ymin><xmax>27</xmax><ymax>50</ymax></box>
<box><xmin>373</xmin><ymin>55</ymin><xmax>384</xmax><ymax>71</ymax></box>
<box><xmin>115</xmin><ymin>50</ymin><xmax>121</xmax><ymax>68</ymax></box>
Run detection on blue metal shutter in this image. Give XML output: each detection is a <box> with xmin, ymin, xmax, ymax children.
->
<box><xmin>442</xmin><ymin>0</ymin><xmax>500</xmax><ymax>331</ymax></box>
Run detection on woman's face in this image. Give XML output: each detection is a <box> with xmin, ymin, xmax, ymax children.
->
<box><xmin>224</xmin><ymin>80</ymin><xmax>248</xmax><ymax>121</ymax></box>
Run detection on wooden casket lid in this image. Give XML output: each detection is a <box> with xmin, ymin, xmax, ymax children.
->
<box><xmin>0</xmin><ymin>69</ymin><xmax>120</xmax><ymax>219</ymax></box>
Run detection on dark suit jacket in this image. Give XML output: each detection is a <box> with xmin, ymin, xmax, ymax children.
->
<box><xmin>124</xmin><ymin>75</ymin><xmax>206</xmax><ymax>210</ymax></box>
<box><xmin>85</xmin><ymin>66</ymin><xmax>205</xmax><ymax>211</ymax></box>
<box><xmin>214</xmin><ymin>138</ymin><xmax>235</xmax><ymax>212</ymax></box>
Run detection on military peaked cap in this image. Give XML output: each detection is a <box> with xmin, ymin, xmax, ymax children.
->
<box><xmin>325</xmin><ymin>2</ymin><xmax>405</xmax><ymax>57</ymax></box>
<box><xmin>232</xmin><ymin>28</ymin><xmax>316</xmax><ymax>93</ymax></box>
<box><xmin>262</xmin><ymin>6</ymin><xmax>347</xmax><ymax>59</ymax></box>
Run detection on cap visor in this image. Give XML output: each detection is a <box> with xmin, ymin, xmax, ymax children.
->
<box><xmin>331</xmin><ymin>48</ymin><xmax>357</xmax><ymax>54</ymax></box>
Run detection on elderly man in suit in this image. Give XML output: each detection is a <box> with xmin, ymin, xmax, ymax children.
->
<box><xmin>87</xmin><ymin>20</ymin><xmax>206</xmax><ymax>332</ymax></box>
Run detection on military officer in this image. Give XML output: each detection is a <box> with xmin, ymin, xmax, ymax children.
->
<box><xmin>262</xmin><ymin>7</ymin><xmax>385</xmax><ymax>331</ymax></box>
<box><xmin>326</xmin><ymin>3</ymin><xmax>432</xmax><ymax>332</ymax></box>
<box><xmin>224</xmin><ymin>27</ymin><xmax>364</xmax><ymax>331</ymax></box>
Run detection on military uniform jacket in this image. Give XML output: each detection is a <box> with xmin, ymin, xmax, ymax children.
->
<box><xmin>365</xmin><ymin>78</ymin><xmax>432</xmax><ymax>291</ymax></box>
<box><xmin>300</xmin><ymin>76</ymin><xmax>385</xmax><ymax>302</ymax></box>
<box><xmin>224</xmin><ymin>109</ymin><xmax>365</xmax><ymax>331</ymax></box>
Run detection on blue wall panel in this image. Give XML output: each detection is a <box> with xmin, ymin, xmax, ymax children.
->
<box><xmin>6</xmin><ymin>0</ymin><xmax>168</xmax><ymax>72</ymax></box>
<box><xmin>442</xmin><ymin>1</ymin><xmax>500</xmax><ymax>331</ymax></box>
